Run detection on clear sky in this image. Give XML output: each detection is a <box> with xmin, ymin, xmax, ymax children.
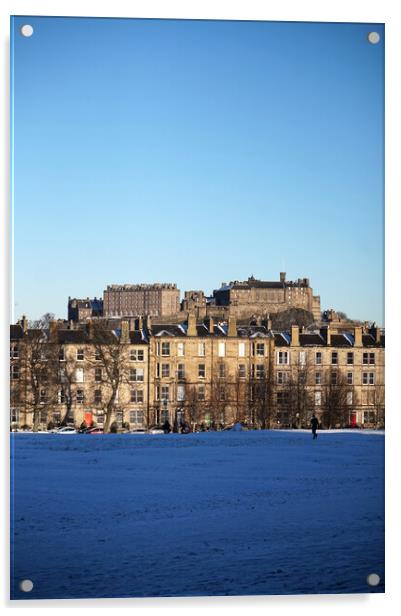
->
<box><xmin>11</xmin><ymin>17</ymin><xmax>384</xmax><ymax>324</ymax></box>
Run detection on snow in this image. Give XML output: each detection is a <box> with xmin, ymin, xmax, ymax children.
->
<box><xmin>10</xmin><ymin>430</ymin><xmax>384</xmax><ymax>600</ymax></box>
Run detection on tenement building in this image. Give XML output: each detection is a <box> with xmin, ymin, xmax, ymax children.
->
<box><xmin>10</xmin><ymin>315</ymin><xmax>384</xmax><ymax>432</ymax></box>
<box><xmin>103</xmin><ymin>283</ymin><xmax>180</xmax><ymax>317</ymax></box>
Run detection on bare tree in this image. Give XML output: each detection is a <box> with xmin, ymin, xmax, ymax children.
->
<box><xmin>12</xmin><ymin>329</ymin><xmax>58</xmax><ymax>431</ymax></box>
<box><xmin>250</xmin><ymin>359</ymin><xmax>275</xmax><ymax>429</ymax></box>
<box><xmin>321</xmin><ymin>369</ymin><xmax>352</xmax><ymax>428</ymax></box>
<box><xmin>90</xmin><ymin>321</ymin><xmax>130</xmax><ymax>433</ymax></box>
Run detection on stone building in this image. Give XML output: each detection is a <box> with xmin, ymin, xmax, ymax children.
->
<box><xmin>68</xmin><ymin>297</ymin><xmax>103</xmax><ymax>322</ymax></box>
<box><xmin>10</xmin><ymin>313</ymin><xmax>384</xmax><ymax>432</ymax></box>
<box><xmin>103</xmin><ymin>283</ymin><xmax>180</xmax><ymax>318</ymax></box>
<box><xmin>212</xmin><ymin>273</ymin><xmax>321</xmax><ymax>321</ymax></box>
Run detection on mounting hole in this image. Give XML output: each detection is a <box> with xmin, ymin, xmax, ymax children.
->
<box><xmin>20</xmin><ymin>24</ymin><xmax>34</xmax><ymax>37</ymax></box>
<box><xmin>367</xmin><ymin>573</ymin><xmax>380</xmax><ymax>587</ymax></box>
<box><xmin>367</xmin><ymin>32</ymin><xmax>380</xmax><ymax>45</ymax></box>
<box><xmin>19</xmin><ymin>579</ymin><xmax>34</xmax><ymax>592</ymax></box>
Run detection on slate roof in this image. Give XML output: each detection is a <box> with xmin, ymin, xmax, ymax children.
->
<box><xmin>299</xmin><ymin>333</ymin><xmax>325</xmax><ymax>346</ymax></box>
<box><xmin>10</xmin><ymin>325</ymin><xmax>24</xmax><ymax>340</ymax></box>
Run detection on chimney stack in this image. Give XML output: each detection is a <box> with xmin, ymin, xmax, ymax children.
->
<box><xmin>20</xmin><ymin>315</ymin><xmax>28</xmax><ymax>333</ymax></box>
<box><xmin>121</xmin><ymin>319</ymin><xmax>130</xmax><ymax>343</ymax></box>
<box><xmin>354</xmin><ymin>326</ymin><xmax>363</xmax><ymax>347</ymax></box>
<box><xmin>208</xmin><ymin>316</ymin><xmax>214</xmax><ymax>334</ymax></box>
<box><xmin>145</xmin><ymin>315</ymin><xmax>152</xmax><ymax>332</ymax></box>
<box><xmin>280</xmin><ymin>272</ymin><xmax>286</xmax><ymax>283</ymax></box>
<box><xmin>49</xmin><ymin>320</ymin><xmax>58</xmax><ymax>342</ymax></box>
<box><xmin>227</xmin><ymin>315</ymin><xmax>237</xmax><ymax>337</ymax></box>
<box><xmin>291</xmin><ymin>324</ymin><xmax>300</xmax><ymax>346</ymax></box>
<box><xmin>320</xmin><ymin>325</ymin><xmax>331</xmax><ymax>346</ymax></box>
<box><xmin>187</xmin><ymin>312</ymin><xmax>197</xmax><ymax>337</ymax></box>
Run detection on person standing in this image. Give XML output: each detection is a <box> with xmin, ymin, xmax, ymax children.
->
<box><xmin>310</xmin><ymin>414</ymin><xmax>319</xmax><ymax>439</ymax></box>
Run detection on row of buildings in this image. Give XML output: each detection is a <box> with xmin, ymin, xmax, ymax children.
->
<box><xmin>68</xmin><ymin>272</ymin><xmax>321</xmax><ymax>322</ymax></box>
<box><xmin>10</xmin><ymin>314</ymin><xmax>384</xmax><ymax>432</ymax></box>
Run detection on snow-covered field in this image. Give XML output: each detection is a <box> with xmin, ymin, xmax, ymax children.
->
<box><xmin>10</xmin><ymin>430</ymin><xmax>384</xmax><ymax>600</ymax></box>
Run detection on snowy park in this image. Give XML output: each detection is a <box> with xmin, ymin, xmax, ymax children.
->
<box><xmin>10</xmin><ymin>430</ymin><xmax>384</xmax><ymax>600</ymax></box>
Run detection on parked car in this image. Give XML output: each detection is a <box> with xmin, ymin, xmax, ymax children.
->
<box><xmin>53</xmin><ymin>426</ymin><xmax>77</xmax><ymax>434</ymax></box>
<box><xmin>85</xmin><ymin>427</ymin><xmax>104</xmax><ymax>434</ymax></box>
<box><xmin>130</xmin><ymin>428</ymin><xmax>147</xmax><ymax>434</ymax></box>
<box><xmin>148</xmin><ymin>426</ymin><xmax>165</xmax><ymax>434</ymax></box>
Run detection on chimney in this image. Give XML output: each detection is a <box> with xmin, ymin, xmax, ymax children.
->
<box><xmin>354</xmin><ymin>326</ymin><xmax>363</xmax><ymax>347</ymax></box>
<box><xmin>280</xmin><ymin>272</ymin><xmax>286</xmax><ymax>283</ymax></box>
<box><xmin>138</xmin><ymin>315</ymin><xmax>143</xmax><ymax>331</ymax></box>
<box><xmin>121</xmin><ymin>319</ymin><xmax>130</xmax><ymax>343</ymax></box>
<box><xmin>227</xmin><ymin>315</ymin><xmax>237</xmax><ymax>337</ymax></box>
<box><xmin>20</xmin><ymin>315</ymin><xmax>28</xmax><ymax>333</ymax></box>
<box><xmin>208</xmin><ymin>316</ymin><xmax>214</xmax><ymax>334</ymax></box>
<box><xmin>49</xmin><ymin>320</ymin><xmax>58</xmax><ymax>342</ymax></box>
<box><xmin>187</xmin><ymin>312</ymin><xmax>197</xmax><ymax>337</ymax></box>
<box><xmin>88</xmin><ymin>320</ymin><xmax>94</xmax><ymax>340</ymax></box>
<box><xmin>145</xmin><ymin>315</ymin><xmax>152</xmax><ymax>332</ymax></box>
<box><xmin>320</xmin><ymin>325</ymin><xmax>331</xmax><ymax>346</ymax></box>
<box><xmin>373</xmin><ymin>325</ymin><xmax>381</xmax><ymax>344</ymax></box>
<box><xmin>291</xmin><ymin>324</ymin><xmax>299</xmax><ymax>346</ymax></box>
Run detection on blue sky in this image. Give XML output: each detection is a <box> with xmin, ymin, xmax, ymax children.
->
<box><xmin>11</xmin><ymin>17</ymin><xmax>384</xmax><ymax>324</ymax></box>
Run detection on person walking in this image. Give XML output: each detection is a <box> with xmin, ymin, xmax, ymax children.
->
<box><xmin>310</xmin><ymin>414</ymin><xmax>319</xmax><ymax>439</ymax></box>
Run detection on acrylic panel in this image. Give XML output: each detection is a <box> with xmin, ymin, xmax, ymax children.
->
<box><xmin>10</xmin><ymin>16</ymin><xmax>385</xmax><ymax>600</ymax></box>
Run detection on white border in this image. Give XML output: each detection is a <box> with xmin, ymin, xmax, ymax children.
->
<box><xmin>1</xmin><ymin>1</ymin><xmax>400</xmax><ymax>614</ymax></box>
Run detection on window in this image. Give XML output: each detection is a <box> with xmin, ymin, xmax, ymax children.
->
<box><xmin>58</xmin><ymin>347</ymin><xmax>65</xmax><ymax>361</ymax></box>
<box><xmin>198</xmin><ymin>364</ymin><xmax>206</xmax><ymax>378</ymax></box>
<box><xmin>255</xmin><ymin>343</ymin><xmax>265</xmax><ymax>356</ymax></box>
<box><xmin>161</xmin><ymin>342</ymin><xmax>170</xmax><ymax>356</ymax></box>
<box><xmin>130</xmin><ymin>410</ymin><xmax>144</xmax><ymax>425</ymax></box>
<box><xmin>75</xmin><ymin>368</ymin><xmax>84</xmax><ymax>383</ymax></box>
<box><xmin>130</xmin><ymin>368</ymin><xmax>144</xmax><ymax>381</ymax></box>
<box><xmin>40</xmin><ymin>410</ymin><xmax>48</xmax><ymax>423</ymax></box>
<box><xmin>277</xmin><ymin>351</ymin><xmax>289</xmax><ymax>365</ymax></box>
<box><xmin>10</xmin><ymin>345</ymin><xmax>19</xmax><ymax>359</ymax></box>
<box><xmin>198</xmin><ymin>342</ymin><xmax>206</xmax><ymax>357</ymax></box>
<box><xmin>347</xmin><ymin>372</ymin><xmax>353</xmax><ymax>385</ymax></box>
<box><xmin>331</xmin><ymin>371</ymin><xmax>338</xmax><ymax>385</ymax></box>
<box><xmin>97</xmin><ymin>412</ymin><xmax>104</xmax><ymax>424</ymax></box>
<box><xmin>238</xmin><ymin>342</ymin><xmax>245</xmax><ymax>357</ymax></box>
<box><xmin>277</xmin><ymin>371</ymin><xmax>289</xmax><ymax>385</ymax></box>
<box><xmin>95</xmin><ymin>368</ymin><xmax>102</xmax><ymax>382</ymax></box>
<box><xmin>277</xmin><ymin>391</ymin><xmax>289</xmax><ymax>406</ymax></box>
<box><xmin>219</xmin><ymin>386</ymin><xmax>226</xmax><ymax>401</ymax></box>
<box><xmin>315</xmin><ymin>352</ymin><xmax>322</xmax><ymax>365</ymax></box>
<box><xmin>10</xmin><ymin>408</ymin><xmax>19</xmax><ymax>423</ymax></box>
<box><xmin>363</xmin><ymin>352</ymin><xmax>375</xmax><ymax>365</ymax></box>
<box><xmin>177</xmin><ymin>364</ymin><xmax>185</xmax><ymax>380</ymax></box>
<box><xmin>363</xmin><ymin>372</ymin><xmax>375</xmax><ymax>385</ymax></box>
<box><xmin>131</xmin><ymin>389</ymin><xmax>144</xmax><ymax>403</ymax></box>
<box><xmin>299</xmin><ymin>371</ymin><xmax>306</xmax><ymax>385</ymax></box>
<box><xmin>218</xmin><ymin>342</ymin><xmax>225</xmax><ymax>357</ymax></box>
<box><xmin>218</xmin><ymin>363</ymin><xmax>225</xmax><ymax>378</ymax></box>
<box><xmin>10</xmin><ymin>364</ymin><xmax>20</xmax><ymax>380</ymax></box>
<box><xmin>76</xmin><ymin>348</ymin><xmax>84</xmax><ymax>361</ymax></box>
<box><xmin>238</xmin><ymin>364</ymin><xmax>246</xmax><ymax>378</ymax></box>
<box><xmin>299</xmin><ymin>351</ymin><xmax>306</xmax><ymax>365</ymax></box>
<box><xmin>161</xmin><ymin>386</ymin><xmax>169</xmax><ymax>401</ymax></box>
<box><xmin>347</xmin><ymin>352</ymin><xmax>354</xmax><ymax>365</ymax></box>
<box><xmin>130</xmin><ymin>349</ymin><xmax>144</xmax><ymax>361</ymax></box>
<box><xmin>52</xmin><ymin>411</ymin><xmax>61</xmax><ymax>424</ymax></box>
<box><xmin>255</xmin><ymin>364</ymin><xmax>265</xmax><ymax>379</ymax></box>
<box><xmin>347</xmin><ymin>391</ymin><xmax>353</xmax><ymax>405</ymax></box>
<box><xmin>363</xmin><ymin>410</ymin><xmax>376</xmax><ymax>424</ymax></box>
<box><xmin>315</xmin><ymin>372</ymin><xmax>321</xmax><ymax>385</ymax></box>
<box><xmin>315</xmin><ymin>391</ymin><xmax>321</xmax><ymax>406</ymax></box>
<box><xmin>177</xmin><ymin>342</ymin><xmax>185</xmax><ymax>357</ymax></box>
<box><xmin>94</xmin><ymin>390</ymin><xmax>102</xmax><ymax>404</ymax></box>
<box><xmin>58</xmin><ymin>388</ymin><xmax>66</xmax><ymax>404</ymax></box>
<box><xmin>331</xmin><ymin>352</ymin><xmax>338</xmax><ymax>365</ymax></box>
<box><xmin>76</xmin><ymin>389</ymin><xmax>84</xmax><ymax>404</ymax></box>
<box><xmin>39</xmin><ymin>389</ymin><xmax>47</xmax><ymax>404</ymax></box>
<box><xmin>177</xmin><ymin>384</ymin><xmax>185</xmax><ymax>401</ymax></box>
<box><xmin>95</xmin><ymin>348</ymin><xmax>102</xmax><ymax>361</ymax></box>
<box><xmin>161</xmin><ymin>364</ymin><xmax>170</xmax><ymax>378</ymax></box>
